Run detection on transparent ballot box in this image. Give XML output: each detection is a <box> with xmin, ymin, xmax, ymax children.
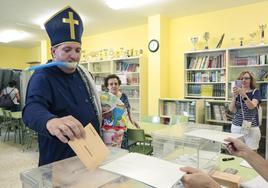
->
<box><xmin>152</xmin><ymin>123</ymin><xmax>222</xmax><ymax>171</ymax></box>
<box><xmin>20</xmin><ymin>147</ymin><xmax>151</xmax><ymax>188</ymax></box>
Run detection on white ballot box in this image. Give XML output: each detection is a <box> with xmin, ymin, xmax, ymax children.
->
<box><xmin>152</xmin><ymin>123</ymin><xmax>222</xmax><ymax>171</ymax></box>
<box><xmin>20</xmin><ymin>147</ymin><xmax>152</xmax><ymax>188</ymax></box>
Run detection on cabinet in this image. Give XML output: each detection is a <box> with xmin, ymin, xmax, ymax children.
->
<box><xmin>158</xmin><ymin>98</ymin><xmax>204</xmax><ymax>124</ymax></box>
<box><xmin>80</xmin><ymin>57</ymin><xmax>147</xmax><ymax>122</ymax></box>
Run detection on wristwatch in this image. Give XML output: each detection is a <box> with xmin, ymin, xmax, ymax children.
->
<box><xmin>243</xmin><ymin>97</ymin><xmax>248</xmax><ymax>101</ymax></box>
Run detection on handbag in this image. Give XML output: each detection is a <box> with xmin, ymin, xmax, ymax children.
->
<box><xmin>240</xmin><ymin>96</ymin><xmax>252</xmax><ymax>135</ymax></box>
<box><xmin>0</xmin><ymin>88</ymin><xmax>15</xmax><ymax>109</ymax></box>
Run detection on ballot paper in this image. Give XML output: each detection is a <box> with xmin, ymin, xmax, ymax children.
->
<box><xmin>68</xmin><ymin>123</ymin><xmax>109</xmax><ymax>170</ymax></box>
<box><xmin>184</xmin><ymin>129</ymin><xmax>243</xmax><ymax>143</ymax></box>
<box><xmin>240</xmin><ymin>160</ymin><xmax>253</xmax><ymax>168</ymax></box>
<box><xmin>100</xmin><ymin>153</ymin><xmax>185</xmax><ymax>188</ymax></box>
<box><xmin>242</xmin><ymin>175</ymin><xmax>268</xmax><ymax>188</ymax></box>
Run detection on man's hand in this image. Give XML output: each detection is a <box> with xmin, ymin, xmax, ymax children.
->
<box><xmin>46</xmin><ymin>115</ymin><xmax>85</xmax><ymax>143</ymax></box>
<box><xmin>224</xmin><ymin>137</ymin><xmax>251</xmax><ymax>158</ymax></box>
<box><xmin>180</xmin><ymin>167</ymin><xmax>220</xmax><ymax>188</ymax></box>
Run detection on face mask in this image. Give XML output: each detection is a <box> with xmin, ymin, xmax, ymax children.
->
<box><xmin>63</xmin><ymin>62</ymin><xmax>78</xmax><ymax>69</ymax></box>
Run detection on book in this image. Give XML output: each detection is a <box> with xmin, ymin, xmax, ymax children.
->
<box><xmin>201</xmin><ymin>85</ymin><xmax>213</xmax><ymax>96</ymax></box>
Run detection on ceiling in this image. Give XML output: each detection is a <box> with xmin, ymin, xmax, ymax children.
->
<box><xmin>0</xmin><ymin>0</ymin><xmax>266</xmax><ymax>48</ymax></box>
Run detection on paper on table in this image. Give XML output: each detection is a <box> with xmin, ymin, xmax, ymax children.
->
<box><xmin>68</xmin><ymin>123</ymin><xmax>109</xmax><ymax>170</ymax></box>
<box><xmin>240</xmin><ymin>160</ymin><xmax>252</xmax><ymax>168</ymax></box>
<box><xmin>100</xmin><ymin>153</ymin><xmax>185</xmax><ymax>188</ymax></box>
<box><xmin>184</xmin><ymin>129</ymin><xmax>243</xmax><ymax>143</ymax></box>
<box><xmin>242</xmin><ymin>175</ymin><xmax>268</xmax><ymax>188</ymax></box>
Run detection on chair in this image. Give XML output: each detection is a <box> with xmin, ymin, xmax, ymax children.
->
<box><xmin>127</xmin><ymin>128</ymin><xmax>153</xmax><ymax>155</ymax></box>
<box><xmin>23</xmin><ymin>127</ymin><xmax>38</xmax><ymax>151</ymax></box>
<box><xmin>169</xmin><ymin>115</ymin><xmax>188</xmax><ymax>125</ymax></box>
<box><xmin>142</xmin><ymin>116</ymin><xmax>161</xmax><ymax>124</ymax></box>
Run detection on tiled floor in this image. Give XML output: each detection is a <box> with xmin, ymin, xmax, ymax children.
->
<box><xmin>0</xmin><ymin>133</ymin><xmax>39</xmax><ymax>188</ymax></box>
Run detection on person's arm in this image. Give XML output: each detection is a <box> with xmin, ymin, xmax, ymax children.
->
<box><xmin>23</xmin><ymin>73</ymin><xmax>85</xmax><ymax>143</ymax></box>
<box><xmin>15</xmin><ymin>89</ymin><xmax>20</xmax><ymax>102</ymax></box>
<box><xmin>224</xmin><ymin>137</ymin><xmax>268</xmax><ymax>181</ymax></box>
<box><xmin>122</xmin><ymin>93</ymin><xmax>140</xmax><ymax>128</ymax></box>
<box><xmin>236</xmin><ymin>88</ymin><xmax>259</xmax><ymax>109</ymax></box>
<box><xmin>180</xmin><ymin>166</ymin><xmax>220</xmax><ymax>188</ymax></box>
<box><xmin>127</xmin><ymin>110</ymin><xmax>139</xmax><ymax>128</ymax></box>
<box><xmin>229</xmin><ymin>95</ymin><xmax>237</xmax><ymax>113</ymax></box>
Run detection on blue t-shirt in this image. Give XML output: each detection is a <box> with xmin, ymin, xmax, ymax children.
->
<box><xmin>232</xmin><ymin>89</ymin><xmax>261</xmax><ymax>127</ymax></box>
<box><xmin>23</xmin><ymin>66</ymin><xmax>100</xmax><ymax>166</ymax></box>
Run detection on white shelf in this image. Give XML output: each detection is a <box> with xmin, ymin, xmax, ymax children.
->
<box><xmin>185</xmin><ymin>68</ymin><xmax>225</xmax><ymax>71</ymax></box>
<box><xmin>185</xmin><ymin>96</ymin><xmax>225</xmax><ymax>99</ymax></box>
<box><xmin>91</xmin><ymin>71</ymin><xmax>111</xmax><ymax>74</ymax></box>
<box><xmin>185</xmin><ymin>48</ymin><xmax>226</xmax><ymax>54</ymax></box>
<box><xmin>112</xmin><ymin>56</ymin><xmax>141</xmax><ymax>61</ymax></box>
<box><xmin>205</xmin><ymin>99</ymin><xmax>232</xmax><ymax>103</ymax></box>
<box><xmin>206</xmin><ymin>119</ymin><xmax>232</xmax><ymax>124</ymax></box>
<box><xmin>186</xmin><ymin>82</ymin><xmax>225</xmax><ymax>84</ymax></box>
<box><xmin>160</xmin><ymin>115</ymin><xmax>171</xmax><ymax>118</ymax></box>
<box><xmin>128</xmin><ymin>98</ymin><xmax>140</xmax><ymax>100</ymax></box>
<box><xmin>257</xmin><ymin>81</ymin><xmax>268</xmax><ymax>84</ymax></box>
<box><xmin>88</xmin><ymin>59</ymin><xmax>112</xmax><ymax>63</ymax></box>
<box><xmin>116</xmin><ymin>71</ymin><xmax>140</xmax><ymax>74</ymax></box>
<box><xmin>228</xmin><ymin>44</ymin><xmax>268</xmax><ymax>51</ymax></box>
<box><xmin>121</xmin><ymin>84</ymin><xmax>140</xmax><ymax>87</ymax></box>
<box><xmin>229</xmin><ymin>64</ymin><xmax>268</xmax><ymax>68</ymax></box>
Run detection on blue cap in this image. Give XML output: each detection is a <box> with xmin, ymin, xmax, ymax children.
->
<box><xmin>44</xmin><ymin>6</ymin><xmax>83</xmax><ymax>47</ymax></box>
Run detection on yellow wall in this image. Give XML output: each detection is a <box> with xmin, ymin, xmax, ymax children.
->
<box><xmin>0</xmin><ymin>46</ymin><xmax>40</xmax><ymax>69</ymax></box>
<box><xmin>169</xmin><ymin>1</ymin><xmax>268</xmax><ymax>98</ymax></box>
<box><xmin>82</xmin><ymin>25</ymin><xmax>148</xmax><ymax>54</ymax></box>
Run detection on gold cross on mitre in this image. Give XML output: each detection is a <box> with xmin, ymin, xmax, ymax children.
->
<box><xmin>62</xmin><ymin>11</ymin><xmax>79</xmax><ymax>39</ymax></box>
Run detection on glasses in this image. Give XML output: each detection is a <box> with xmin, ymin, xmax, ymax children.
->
<box><xmin>240</xmin><ymin>77</ymin><xmax>251</xmax><ymax>80</ymax></box>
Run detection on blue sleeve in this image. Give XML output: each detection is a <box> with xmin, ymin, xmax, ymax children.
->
<box><xmin>22</xmin><ymin>72</ymin><xmax>57</xmax><ymax>138</ymax></box>
<box><xmin>253</xmin><ymin>89</ymin><xmax>261</xmax><ymax>104</ymax></box>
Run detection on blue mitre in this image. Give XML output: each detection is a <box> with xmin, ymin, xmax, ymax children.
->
<box><xmin>44</xmin><ymin>6</ymin><xmax>83</xmax><ymax>47</ymax></box>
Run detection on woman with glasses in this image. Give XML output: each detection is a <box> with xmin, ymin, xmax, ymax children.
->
<box><xmin>229</xmin><ymin>71</ymin><xmax>261</xmax><ymax>151</ymax></box>
<box><xmin>104</xmin><ymin>74</ymin><xmax>140</xmax><ymax>149</ymax></box>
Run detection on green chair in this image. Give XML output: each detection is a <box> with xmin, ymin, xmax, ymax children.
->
<box><xmin>23</xmin><ymin>127</ymin><xmax>38</xmax><ymax>151</ymax></box>
<box><xmin>169</xmin><ymin>115</ymin><xmax>188</xmax><ymax>125</ymax></box>
<box><xmin>127</xmin><ymin>128</ymin><xmax>153</xmax><ymax>155</ymax></box>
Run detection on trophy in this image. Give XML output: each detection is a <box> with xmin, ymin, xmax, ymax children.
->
<box><xmin>249</xmin><ymin>32</ymin><xmax>257</xmax><ymax>46</ymax></box>
<box><xmin>239</xmin><ymin>37</ymin><xmax>244</xmax><ymax>46</ymax></box>
<box><xmin>230</xmin><ymin>37</ymin><xmax>236</xmax><ymax>47</ymax></box>
<box><xmin>190</xmin><ymin>36</ymin><xmax>198</xmax><ymax>51</ymax></box>
<box><xmin>259</xmin><ymin>24</ymin><xmax>266</xmax><ymax>44</ymax></box>
<box><xmin>203</xmin><ymin>32</ymin><xmax>210</xmax><ymax>49</ymax></box>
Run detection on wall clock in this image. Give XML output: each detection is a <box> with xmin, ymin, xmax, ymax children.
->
<box><xmin>148</xmin><ymin>39</ymin><xmax>159</xmax><ymax>52</ymax></box>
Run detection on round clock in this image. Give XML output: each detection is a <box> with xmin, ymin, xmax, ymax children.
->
<box><xmin>148</xmin><ymin>39</ymin><xmax>159</xmax><ymax>52</ymax></box>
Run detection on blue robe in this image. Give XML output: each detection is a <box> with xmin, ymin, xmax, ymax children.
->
<box><xmin>23</xmin><ymin>66</ymin><xmax>100</xmax><ymax>166</ymax></box>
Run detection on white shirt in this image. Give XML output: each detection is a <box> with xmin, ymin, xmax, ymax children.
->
<box><xmin>3</xmin><ymin>86</ymin><xmax>19</xmax><ymax>104</ymax></box>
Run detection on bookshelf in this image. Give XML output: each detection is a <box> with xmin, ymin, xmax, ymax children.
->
<box><xmin>204</xmin><ymin>100</ymin><xmax>232</xmax><ymax>132</ymax></box>
<box><xmin>184</xmin><ymin>49</ymin><xmax>226</xmax><ymax>99</ymax></box>
<box><xmin>227</xmin><ymin>45</ymin><xmax>268</xmax><ymax>157</ymax></box>
<box><xmin>158</xmin><ymin>98</ymin><xmax>204</xmax><ymax>124</ymax></box>
<box><xmin>81</xmin><ymin>57</ymin><xmax>147</xmax><ymax>122</ymax></box>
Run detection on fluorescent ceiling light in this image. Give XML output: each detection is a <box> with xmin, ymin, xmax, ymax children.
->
<box><xmin>104</xmin><ymin>0</ymin><xmax>162</xmax><ymax>10</ymax></box>
<box><xmin>0</xmin><ymin>30</ymin><xmax>29</xmax><ymax>43</ymax></box>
